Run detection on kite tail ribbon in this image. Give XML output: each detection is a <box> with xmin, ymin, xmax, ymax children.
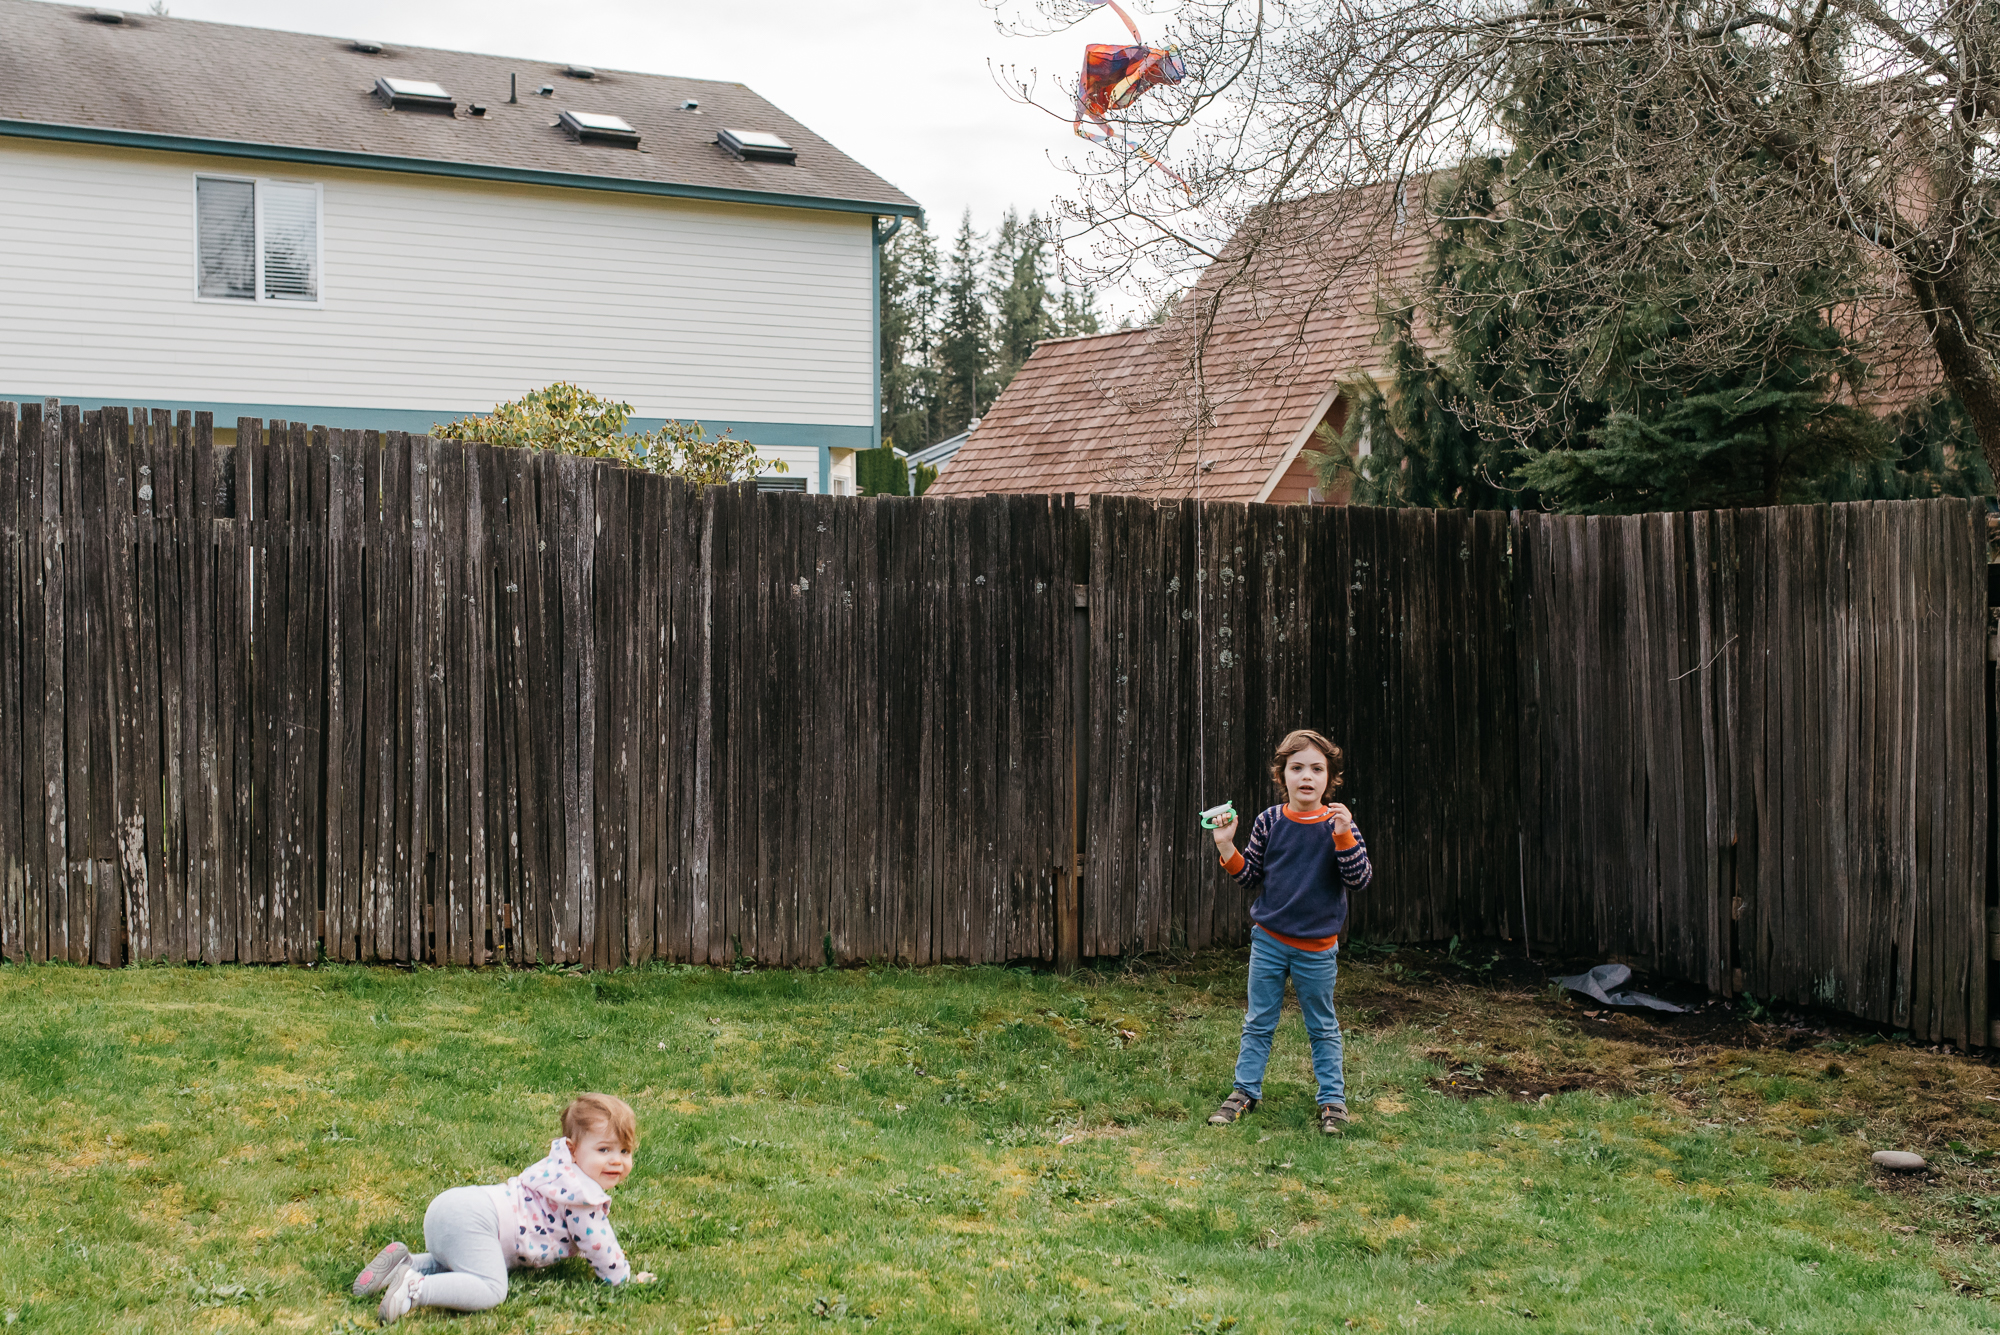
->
<box><xmin>1092</xmin><ymin>0</ymin><xmax>1145</xmax><ymax>43</ymax></box>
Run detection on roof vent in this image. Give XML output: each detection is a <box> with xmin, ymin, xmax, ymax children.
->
<box><xmin>350</xmin><ymin>39</ymin><xmax>384</xmax><ymax>54</ymax></box>
<box><xmin>538</xmin><ymin>84</ymin><xmax>555</xmax><ymax>97</ymax></box>
<box><xmin>88</xmin><ymin>9</ymin><xmax>128</xmax><ymax>23</ymax></box>
<box><xmin>558</xmin><ymin>110</ymin><xmax>640</xmax><ymax>147</ymax></box>
<box><xmin>717</xmin><ymin>128</ymin><xmax>796</xmax><ymax>165</ymax></box>
<box><xmin>680</xmin><ymin>98</ymin><xmax>701</xmax><ymax>111</ymax></box>
<box><xmin>375</xmin><ymin>77</ymin><xmax>457</xmax><ymax>113</ymax></box>
<box><xmin>564</xmin><ymin>64</ymin><xmax>596</xmax><ymax>79</ymax></box>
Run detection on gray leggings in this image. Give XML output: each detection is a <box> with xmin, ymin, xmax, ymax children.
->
<box><xmin>411</xmin><ymin>1186</ymin><xmax>510</xmax><ymax>1312</ymax></box>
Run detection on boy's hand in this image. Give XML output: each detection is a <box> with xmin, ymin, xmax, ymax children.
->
<box><xmin>634</xmin><ymin>1271</ymin><xmax>657</xmax><ymax>1284</ymax></box>
<box><xmin>1210</xmin><ymin>812</ymin><xmax>1238</xmax><ymax>853</ymax></box>
<box><xmin>1329</xmin><ymin>803</ymin><xmax>1353</xmax><ymax>835</ymax></box>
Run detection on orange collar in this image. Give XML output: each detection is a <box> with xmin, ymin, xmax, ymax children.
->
<box><xmin>1280</xmin><ymin>804</ymin><xmax>1332</xmax><ymax>823</ymax></box>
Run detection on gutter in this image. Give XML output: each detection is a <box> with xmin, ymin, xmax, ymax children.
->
<box><xmin>0</xmin><ymin>118</ymin><xmax>924</xmax><ymax>220</ymax></box>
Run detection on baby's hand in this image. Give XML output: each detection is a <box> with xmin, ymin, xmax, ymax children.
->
<box><xmin>634</xmin><ymin>1271</ymin><xmax>657</xmax><ymax>1284</ymax></box>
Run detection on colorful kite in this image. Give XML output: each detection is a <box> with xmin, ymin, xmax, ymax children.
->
<box><xmin>1072</xmin><ymin>0</ymin><xmax>1189</xmax><ymax>191</ymax></box>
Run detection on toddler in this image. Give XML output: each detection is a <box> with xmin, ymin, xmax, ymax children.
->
<box><xmin>1206</xmin><ymin>729</ymin><xmax>1372</xmax><ymax>1135</ymax></box>
<box><xmin>352</xmin><ymin>1093</ymin><xmax>654</xmax><ymax>1322</ymax></box>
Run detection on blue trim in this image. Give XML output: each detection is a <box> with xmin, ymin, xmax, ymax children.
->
<box><xmin>818</xmin><ymin>444</ymin><xmax>835</xmax><ymax>493</ymax></box>
<box><xmin>1</xmin><ymin>394</ymin><xmax>873</xmax><ymax>453</ymax></box>
<box><xmin>0</xmin><ymin>118</ymin><xmax>923</xmax><ymax>220</ymax></box>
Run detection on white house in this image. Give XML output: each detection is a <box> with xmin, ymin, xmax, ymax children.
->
<box><xmin>0</xmin><ymin>1</ymin><xmax>922</xmax><ymax>494</ymax></box>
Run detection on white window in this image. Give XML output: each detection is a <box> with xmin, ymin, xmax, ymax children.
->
<box><xmin>194</xmin><ymin>175</ymin><xmax>322</xmax><ymax>304</ymax></box>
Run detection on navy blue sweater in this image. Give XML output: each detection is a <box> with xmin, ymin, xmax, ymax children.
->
<box><xmin>1220</xmin><ymin>805</ymin><xmax>1373</xmax><ymax>943</ymax></box>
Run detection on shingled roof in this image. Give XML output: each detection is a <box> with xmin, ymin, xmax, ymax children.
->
<box><xmin>0</xmin><ymin>0</ymin><xmax>920</xmax><ymax>217</ymax></box>
<box><xmin>932</xmin><ymin>182</ymin><xmax>1431</xmax><ymax>502</ymax></box>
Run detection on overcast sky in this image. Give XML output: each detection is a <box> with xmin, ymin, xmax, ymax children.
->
<box><xmin>146</xmin><ymin>0</ymin><xmax>1155</xmax><ymax>306</ymax></box>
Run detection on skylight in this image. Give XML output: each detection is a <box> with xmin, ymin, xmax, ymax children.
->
<box><xmin>717</xmin><ymin>128</ymin><xmax>797</xmax><ymax>165</ymax></box>
<box><xmin>559</xmin><ymin>110</ymin><xmax>641</xmax><ymax>147</ymax></box>
<box><xmin>374</xmin><ymin>77</ymin><xmax>456</xmax><ymax>112</ymax></box>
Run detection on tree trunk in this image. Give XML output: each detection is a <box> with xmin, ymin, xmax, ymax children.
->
<box><xmin>1906</xmin><ymin>264</ymin><xmax>2000</xmax><ymax>480</ymax></box>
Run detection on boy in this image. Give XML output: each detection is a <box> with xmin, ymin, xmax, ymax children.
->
<box><xmin>1206</xmin><ymin>729</ymin><xmax>1372</xmax><ymax>1135</ymax></box>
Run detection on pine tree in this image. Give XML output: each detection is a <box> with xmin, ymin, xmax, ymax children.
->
<box><xmin>1328</xmin><ymin>60</ymin><xmax>1886</xmax><ymax>513</ymax></box>
<box><xmin>991</xmin><ymin>210</ymin><xmax>1056</xmax><ymax>392</ymax></box>
<box><xmin>877</xmin><ymin>207</ymin><xmax>1106</xmax><ymax>450</ymax></box>
<box><xmin>936</xmin><ymin>211</ymin><xmax>992</xmax><ymax>436</ymax></box>
<box><xmin>1823</xmin><ymin>394</ymin><xmax>1995</xmax><ymax>502</ymax></box>
<box><xmin>1058</xmin><ymin>280</ymin><xmax>1102</xmax><ymax>338</ymax></box>
<box><xmin>879</xmin><ymin>217</ymin><xmax>941</xmax><ymax>453</ymax></box>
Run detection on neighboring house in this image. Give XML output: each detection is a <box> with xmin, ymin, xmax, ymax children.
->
<box><xmin>906</xmin><ymin>426</ymin><xmax>971</xmax><ymax>492</ymax></box>
<box><xmin>932</xmin><ymin>184</ymin><xmax>1427</xmax><ymax>503</ymax></box>
<box><xmin>0</xmin><ymin>1</ymin><xmax>921</xmax><ymax>494</ymax></box>
<box><xmin>939</xmin><ymin>174</ymin><xmax>1945</xmax><ymax>506</ymax></box>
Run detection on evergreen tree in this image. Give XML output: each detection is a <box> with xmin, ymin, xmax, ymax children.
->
<box><xmin>879</xmin><ymin>217</ymin><xmax>942</xmax><ymax>453</ymax></box>
<box><xmin>1058</xmin><ymin>280</ymin><xmax>1102</xmax><ymax>338</ymax></box>
<box><xmin>1326</xmin><ymin>57</ymin><xmax>1887</xmax><ymax>514</ymax></box>
<box><xmin>936</xmin><ymin>211</ymin><xmax>992</xmax><ymax>435</ymax></box>
<box><xmin>991</xmin><ymin>210</ymin><xmax>1056</xmax><ymax>391</ymax></box>
<box><xmin>1823</xmin><ymin>394</ymin><xmax>1995</xmax><ymax>502</ymax></box>
<box><xmin>876</xmin><ymin>206</ymin><xmax>1108</xmax><ymax>451</ymax></box>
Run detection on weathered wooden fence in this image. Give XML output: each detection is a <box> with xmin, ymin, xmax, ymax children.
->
<box><xmin>0</xmin><ymin>402</ymin><xmax>1076</xmax><ymax>971</ymax></box>
<box><xmin>0</xmin><ymin>402</ymin><xmax>1988</xmax><ymax>1043</ymax></box>
<box><xmin>1081</xmin><ymin>498</ymin><xmax>1520</xmax><ymax>956</ymax></box>
<box><xmin>1514</xmin><ymin>506</ymin><xmax>1989</xmax><ymax>1047</ymax></box>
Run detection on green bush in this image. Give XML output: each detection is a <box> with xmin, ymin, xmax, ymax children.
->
<box><xmin>854</xmin><ymin>445</ymin><xmax>909</xmax><ymax>496</ymax></box>
<box><xmin>434</xmin><ymin>382</ymin><xmax>786</xmax><ymax>489</ymax></box>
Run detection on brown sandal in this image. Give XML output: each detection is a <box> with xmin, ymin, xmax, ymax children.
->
<box><xmin>1208</xmin><ymin>1090</ymin><xmax>1258</xmax><ymax>1125</ymax></box>
<box><xmin>1319</xmin><ymin>1102</ymin><xmax>1350</xmax><ymax>1133</ymax></box>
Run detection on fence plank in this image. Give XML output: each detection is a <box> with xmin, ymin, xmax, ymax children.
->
<box><xmin>0</xmin><ymin>404</ymin><xmax>20</xmax><ymax>964</ymax></box>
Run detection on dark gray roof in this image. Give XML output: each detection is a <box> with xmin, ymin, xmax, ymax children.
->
<box><xmin>0</xmin><ymin>0</ymin><xmax>921</xmax><ymax>216</ymax></box>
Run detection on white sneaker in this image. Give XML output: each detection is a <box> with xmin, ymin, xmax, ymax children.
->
<box><xmin>376</xmin><ymin>1258</ymin><xmax>421</xmax><ymax>1325</ymax></box>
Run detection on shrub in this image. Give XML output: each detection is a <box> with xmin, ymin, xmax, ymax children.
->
<box><xmin>434</xmin><ymin>382</ymin><xmax>786</xmax><ymax>489</ymax></box>
<box><xmin>854</xmin><ymin>446</ymin><xmax>909</xmax><ymax>496</ymax></box>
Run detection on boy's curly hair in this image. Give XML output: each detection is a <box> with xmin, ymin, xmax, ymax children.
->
<box><xmin>1269</xmin><ymin>729</ymin><xmax>1344</xmax><ymax>793</ymax></box>
<box><xmin>563</xmin><ymin>1093</ymin><xmax>639</xmax><ymax>1152</ymax></box>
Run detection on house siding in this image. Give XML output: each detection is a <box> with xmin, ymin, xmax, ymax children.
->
<box><xmin>0</xmin><ymin>137</ymin><xmax>875</xmax><ymax>432</ymax></box>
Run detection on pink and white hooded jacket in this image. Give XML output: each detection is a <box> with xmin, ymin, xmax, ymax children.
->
<box><xmin>484</xmin><ymin>1137</ymin><xmax>631</xmax><ymax>1283</ymax></box>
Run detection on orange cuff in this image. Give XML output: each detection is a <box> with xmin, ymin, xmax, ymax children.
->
<box><xmin>1332</xmin><ymin>828</ymin><xmax>1357</xmax><ymax>851</ymax></box>
<box><xmin>1220</xmin><ymin>849</ymin><xmax>1246</xmax><ymax>875</ymax></box>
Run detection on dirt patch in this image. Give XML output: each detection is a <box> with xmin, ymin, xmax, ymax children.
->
<box><xmin>1423</xmin><ymin>1053</ymin><xmax>1626</xmax><ymax>1102</ymax></box>
<box><xmin>1350</xmin><ymin>940</ymin><xmax>2000</xmax><ymax>1064</ymax></box>
<box><xmin>1869</xmin><ymin>1167</ymin><xmax>1951</xmax><ymax>1197</ymax></box>
<box><xmin>1577</xmin><ymin>1006</ymin><xmax>1844</xmax><ymax>1054</ymax></box>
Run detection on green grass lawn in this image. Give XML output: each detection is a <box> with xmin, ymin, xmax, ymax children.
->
<box><xmin>3</xmin><ymin>948</ymin><xmax>1998</xmax><ymax>1334</ymax></box>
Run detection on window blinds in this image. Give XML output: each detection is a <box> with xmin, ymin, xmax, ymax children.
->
<box><xmin>260</xmin><ymin>182</ymin><xmax>319</xmax><ymax>301</ymax></box>
<box><xmin>195</xmin><ymin>177</ymin><xmax>319</xmax><ymax>302</ymax></box>
<box><xmin>195</xmin><ymin>177</ymin><xmax>255</xmax><ymax>300</ymax></box>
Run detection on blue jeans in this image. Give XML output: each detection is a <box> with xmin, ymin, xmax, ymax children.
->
<box><xmin>1232</xmin><ymin>926</ymin><xmax>1345</xmax><ymax>1107</ymax></box>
